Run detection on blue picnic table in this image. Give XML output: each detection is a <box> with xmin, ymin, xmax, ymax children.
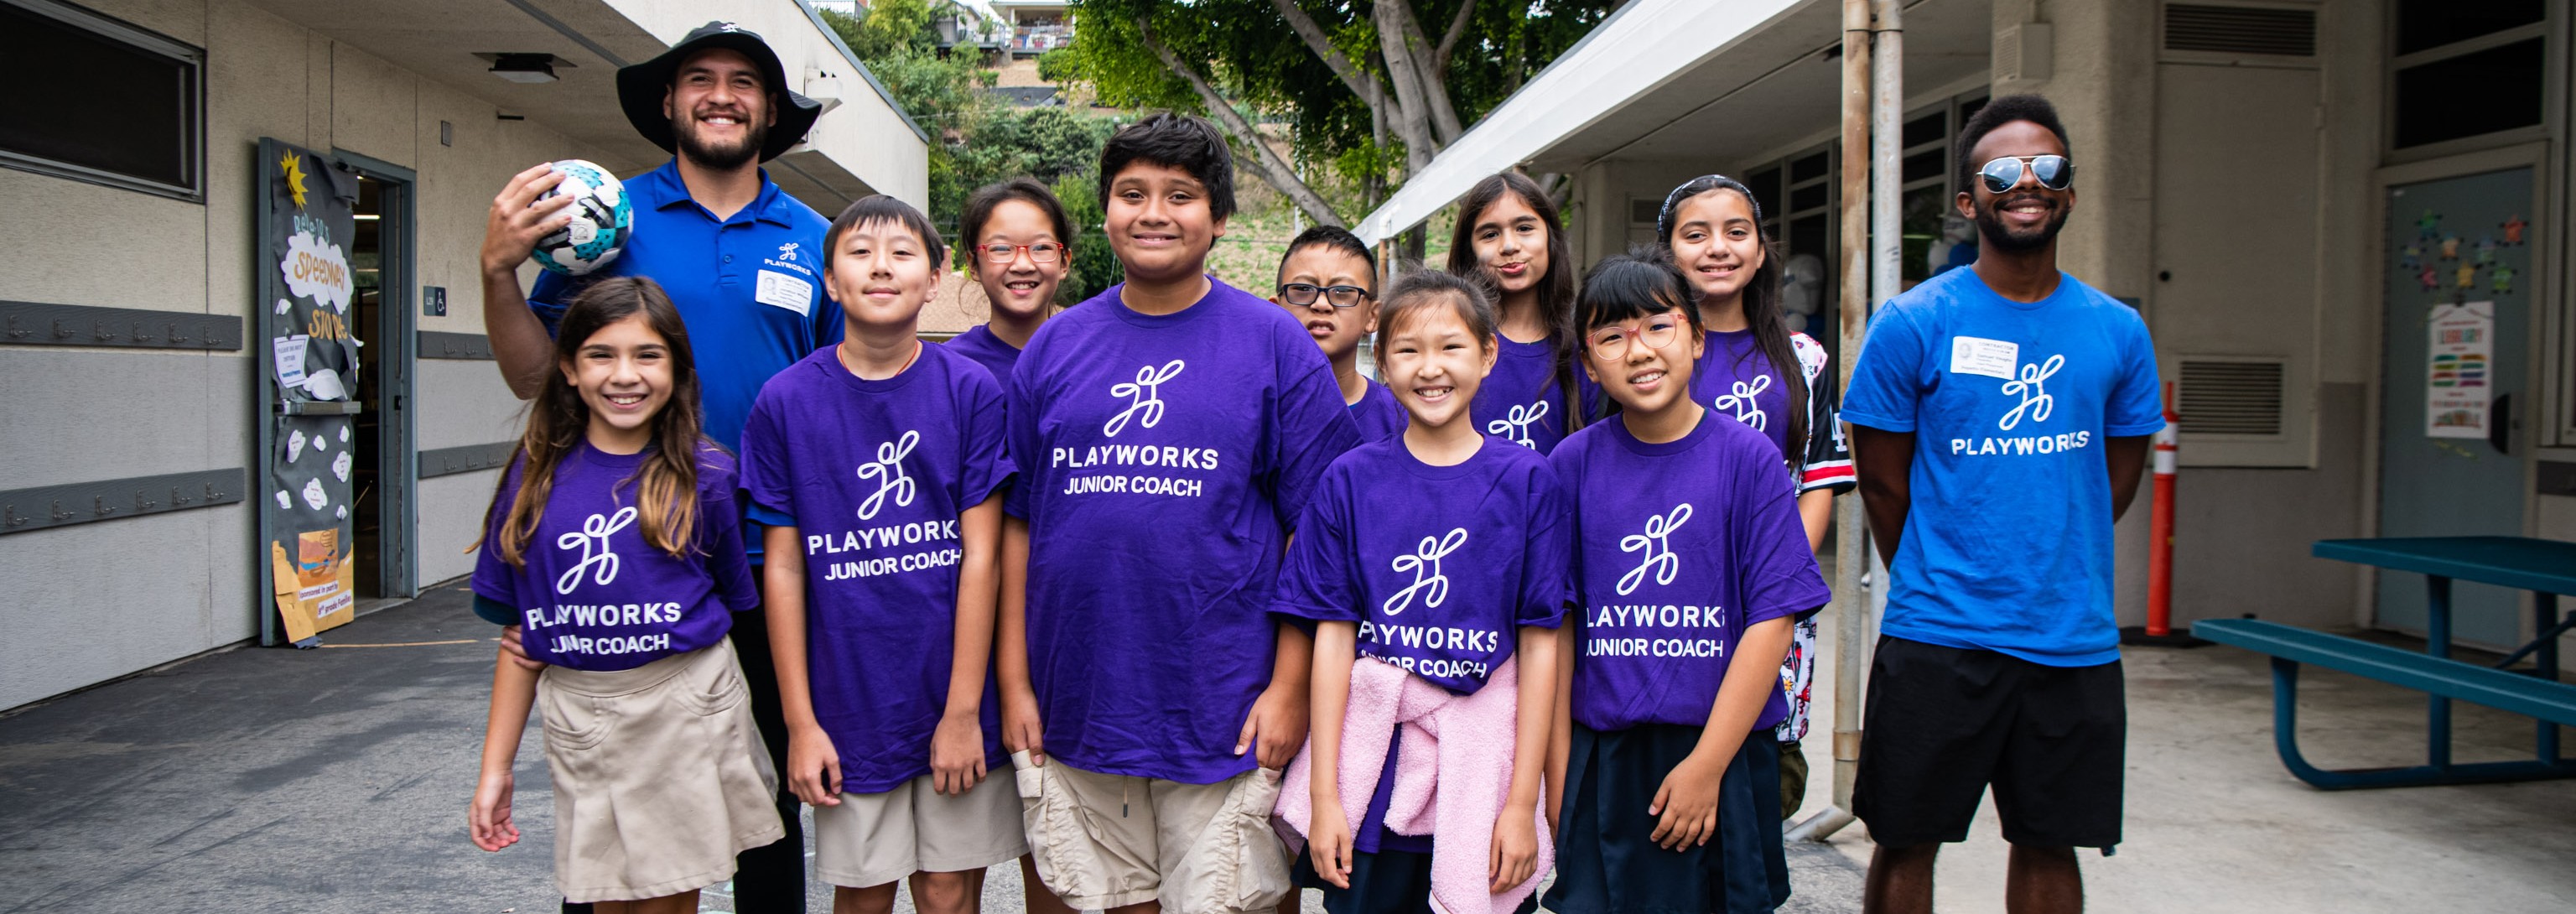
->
<box><xmin>2193</xmin><ymin>536</ymin><xmax>2576</xmax><ymax>789</ymax></box>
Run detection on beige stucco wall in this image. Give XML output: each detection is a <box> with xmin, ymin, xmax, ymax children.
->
<box><xmin>0</xmin><ymin>0</ymin><xmax>615</xmax><ymax>709</ymax></box>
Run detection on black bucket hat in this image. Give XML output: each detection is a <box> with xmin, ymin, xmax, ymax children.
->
<box><xmin>616</xmin><ymin>21</ymin><xmax>823</xmax><ymax>163</ymax></box>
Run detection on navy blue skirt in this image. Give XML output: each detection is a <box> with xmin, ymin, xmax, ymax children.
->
<box><xmin>1544</xmin><ymin>724</ymin><xmax>1789</xmax><ymax>914</ymax></box>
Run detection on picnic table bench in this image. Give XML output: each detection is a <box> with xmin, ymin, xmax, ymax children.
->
<box><xmin>2191</xmin><ymin>536</ymin><xmax>2576</xmax><ymax>790</ymax></box>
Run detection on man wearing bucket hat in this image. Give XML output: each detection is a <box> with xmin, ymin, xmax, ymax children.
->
<box><xmin>477</xmin><ymin>21</ymin><xmax>836</xmax><ymax>913</ymax></box>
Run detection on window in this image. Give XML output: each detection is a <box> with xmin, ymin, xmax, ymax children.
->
<box><xmin>2387</xmin><ymin>0</ymin><xmax>2549</xmax><ymax>151</ymax></box>
<box><xmin>0</xmin><ymin>0</ymin><xmax>202</xmax><ymax>200</ymax></box>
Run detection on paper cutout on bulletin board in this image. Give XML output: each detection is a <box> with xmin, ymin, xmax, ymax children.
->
<box><xmin>270</xmin><ymin>527</ymin><xmax>355</xmax><ymax>643</ymax></box>
<box><xmin>2424</xmin><ymin>301</ymin><xmax>2493</xmax><ymax>439</ymax></box>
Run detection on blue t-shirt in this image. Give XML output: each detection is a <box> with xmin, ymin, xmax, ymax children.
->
<box><xmin>945</xmin><ymin>323</ymin><xmax>1025</xmax><ymax>384</ymax></box>
<box><xmin>1005</xmin><ymin>278</ymin><xmax>1362</xmax><ymax>782</ymax></box>
<box><xmin>1348</xmin><ymin>379</ymin><xmax>1409</xmax><ymax>444</ymax></box>
<box><xmin>471</xmin><ymin>441</ymin><xmax>757</xmax><ymax>672</ymax></box>
<box><xmin>1841</xmin><ymin>268</ymin><xmax>2163</xmax><ymax>667</ymax></box>
<box><xmin>738</xmin><ymin>344</ymin><xmax>1016</xmax><ymax>792</ymax></box>
<box><xmin>1550</xmin><ymin>414</ymin><xmax>1828</xmax><ymax>733</ymax></box>
<box><xmin>527</xmin><ymin>161</ymin><xmax>840</xmax><ymax>561</ymax></box>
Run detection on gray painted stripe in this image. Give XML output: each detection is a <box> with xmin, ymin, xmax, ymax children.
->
<box><xmin>501</xmin><ymin>0</ymin><xmax>631</xmax><ymax>67</ymax></box>
<box><xmin>421</xmin><ymin>441</ymin><xmax>517</xmax><ymax>479</ymax></box>
<box><xmin>419</xmin><ymin>330</ymin><xmax>495</xmax><ymax>360</ymax></box>
<box><xmin>0</xmin><ymin>469</ymin><xmax>247</xmax><ymax>536</ymax></box>
<box><xmin>2</xmin><ymin>300</ymin><xmax>242</xmax><ymax>351</ymax></box>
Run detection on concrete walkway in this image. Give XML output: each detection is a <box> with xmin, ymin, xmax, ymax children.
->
<box><xmin>1</xmin><ymin>579</ymin><xmax>2568</xmax><ymax>912</ymax></box>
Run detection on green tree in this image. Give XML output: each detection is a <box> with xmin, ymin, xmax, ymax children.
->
<box><xmin>822</xmin><ymin>2</ymin><xmax>1124</xmax><ymax>301</ymax></box>
<box><xmin>1047</xmin><ymin>0</ymin><xmax>1616</xmax><ymax>227</ymax></box>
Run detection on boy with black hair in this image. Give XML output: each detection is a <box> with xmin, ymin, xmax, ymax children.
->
<box><xmin>998</xmin><ymin>112</ymin><xmax>1360</xmax><ymax>914</ymax></box>
<box><xmin>1272</xmin><ymin>226</ymin><xmax>1406</xmax><ymax>443</ymax></box>
<box><xmin>1845</xmin><ymin>92</ymin><xmax>2159</xmax><ymax>914</ymax></box>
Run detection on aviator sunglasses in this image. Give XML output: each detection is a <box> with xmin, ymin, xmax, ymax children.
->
<box><xmin>1976</xmin><ymin>154</ymin><xmax>2075</xmax><ymax>194</ymax></box>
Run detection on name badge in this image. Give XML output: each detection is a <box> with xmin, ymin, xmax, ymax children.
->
<box><xmin>1949</xmin><ymin>336</ymin><xmax>2018</xmax><ymax>379</ymax></box>
<box><xmin>755</xmin><ymin>270</ymin><xmax>813</xmax><ymax>316</ymax></box>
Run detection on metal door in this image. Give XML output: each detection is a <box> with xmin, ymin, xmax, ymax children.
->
<box><xmin>255</xmin><ymin>138</ymin><xmax>365</xmax><ymax>645</ymax></box>
<box><xmin>2376</xmin><ymin>167</ymin><xmax>2536</xmax><ymax>646</ymax></box>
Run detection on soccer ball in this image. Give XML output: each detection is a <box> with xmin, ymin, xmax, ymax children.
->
<box><xmin>532</xmin><ymin>159</ymin><xmax>632</xmax><ymax>276</ymax></box>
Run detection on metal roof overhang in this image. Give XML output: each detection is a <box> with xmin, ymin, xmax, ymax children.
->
<box><xmin>1354</xmin><ymin>0</ymin><xmax>1992</xmax><ymax>244</ymax></box>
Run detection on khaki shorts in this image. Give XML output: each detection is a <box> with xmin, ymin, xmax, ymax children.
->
<box><xmin>813</xmin><ymin>769</ymin><xmax>1029</xmax><ymax>889</ymax></box>
<box><xmin>538</xmin><ymin>639</ymin><xmax>784</xmax><ymax>903</ymax></box>
<box><xmin>1013</xmin><ymin>751</ymin><xmax>1291</xmax><ymax>912</ymax></box>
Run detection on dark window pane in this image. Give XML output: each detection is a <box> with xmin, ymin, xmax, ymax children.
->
<box><xmin>1789</xmin><ymin>151</ymin><xmax>1830</xmax><ymax>184</ymax></box>
<box><xmin>1746</xmin><ymin>167</ymin><xmax>1782</xmax><ymax>223</ymax></box>
<box><xmin>1902</xmin><ymin>149</ymin><xmax>1945</xmax><ymax>184</ymax></box>
<box><xmin>1787</xmin><ymin>214</ymin><xmax>1826</xmax><ymax>262</ymax></box>
<box><xmin>2395</xmin><ymin>0</ymin><xmax>2542</xmax><ymax>55</ymax></box>
<box><xmin>1789</xmin><ymin>181</ymin><xmax>1828</xmax><ymax>213</ymax></box>
<box><xmin>1902</xmin><ymin>112</ymin><xmax>1947</xmax><ymax>148</ymax></box>
<box><xmin>2393</xmin><ymin>38</ymin><xmax>2544</xmax><ymax>148</ymax></box>
<box><xmin>1901</xmin><ymin>185</ymin><xmax>1950</xmax><ymax>283</ymax></box>
<box><xmin>0</xmin><ymin>5</ymin><xmax>195</xmax><ymax>190</ymax></box>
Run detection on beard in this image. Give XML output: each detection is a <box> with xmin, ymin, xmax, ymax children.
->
<box><xmin>673</xmin><ymin>107</ymin><xmax>766</xmax><ymax>170</ymax></box>
<box><xmin>1974</xmin><ymin>192</ymin><xmax>2070</xmax><ymax>252</ymax></box>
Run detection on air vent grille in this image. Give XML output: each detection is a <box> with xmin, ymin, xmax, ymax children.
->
<box><xmin>2165</xmin><ymin>4</ymin><xmax>2316</xmax><ymax>56</ymax></box>
<box><xmin>2179</xmin><ymin>358</ymin><xmax>2286</xmax><ymax>435</ymax></box>
<box><xmin>1630</xmin><ymin>197</ymin><xmax>1660</xmax><ymax>226</ymax></box>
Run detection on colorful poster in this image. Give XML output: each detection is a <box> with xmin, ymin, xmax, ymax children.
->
<box><xmin>2424</xmin><ymin>301</ymin><xmax>2493</xmax><ymax>439</ymax></box>
<box><xmin>258</xmin><ymin>140</ymin><xmax>362</xmax><ymax>642</ymax></box>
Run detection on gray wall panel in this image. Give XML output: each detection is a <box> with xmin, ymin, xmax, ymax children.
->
<box><xmin>2169</xmin><ymin>383</ymin><xmax>2371</xmax><ymax>631</ymax></box>
<box><xmin>0</xmin><ymin>506</ymin><xmax>240</xmax><ymax>709</ymax></box>
<box><xmin>418</xmin><ymin>470</ymin><xmax>503</xmax><ymax>587</ymax></box>
<box><xmin>0</xmin><ymin>350</ymin><xmax>242</xmax><ymax>491</ymax></box>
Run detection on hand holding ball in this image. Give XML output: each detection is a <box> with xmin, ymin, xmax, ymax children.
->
<box><xmin>531</xmin><ymin>160</ymin><xmax>633</xmax><ymax>276</ymax></box>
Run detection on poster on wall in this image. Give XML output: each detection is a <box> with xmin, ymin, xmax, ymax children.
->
<box><xmin>2423</xmin><ymin>300</ymin><xmax>2493</xmax><ymax>439</ymax></box>
<box><xmin>258</xmin><ymin>140</ymin><xmax>363</xmax><ymax>643</ymax></box>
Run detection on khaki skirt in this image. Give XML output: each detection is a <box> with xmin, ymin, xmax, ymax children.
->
<box><xmin>537</xmin><ymin>637</ymin><xmax>783</xmax><ymax>902</ymax></box>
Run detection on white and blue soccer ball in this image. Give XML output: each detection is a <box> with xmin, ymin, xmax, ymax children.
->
<box><xmin>532</xmin><ymin>159</ymin><xmax>632</xmax><ymax>276</ymax></box>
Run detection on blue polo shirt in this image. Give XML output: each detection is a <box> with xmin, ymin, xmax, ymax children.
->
<box><xmin>528</xmin><ymin>159</ymin><xmax>841</xmax><ymax>559</ymax></box>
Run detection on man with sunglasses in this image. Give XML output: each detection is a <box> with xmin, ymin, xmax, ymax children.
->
<box><xmin>1272</xmin><ymin>226</ymin><xmax>1409</xmax><ymax>442</ymax></box>
<box><xmin>1841</xmin><ymin>94</ymin><xmax>2163</xmax><ymax>914</ymax></box>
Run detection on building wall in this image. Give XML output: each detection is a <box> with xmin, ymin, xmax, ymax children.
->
<box><xmin>0</xmin><ymin>0</ymin><xmax>619</xmax><ymax>710</ymax></box>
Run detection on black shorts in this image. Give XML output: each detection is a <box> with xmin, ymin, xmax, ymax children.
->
<box><xmin>1852</xmin><ymin>635</ymin><xmax>2125</xmax><ymax>849</ymax></box>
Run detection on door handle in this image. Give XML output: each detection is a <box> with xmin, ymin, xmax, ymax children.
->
<box><xmin>2488</xmin><ymin>392</ymin><xmax>2511</xmax><ymax>454</ymax></box>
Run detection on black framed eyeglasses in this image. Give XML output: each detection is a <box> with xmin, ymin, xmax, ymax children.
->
<box><xmin>1278</xmin><ymin>283</ymin><xmax>1373</xmax><ymax>308</ymax></box>
<box><xmin>979</xmin><ymin>241</ymin><xmax>1064</xmax><ymax>264</ymax></box>
<box><xmin>1976</xmin><ymin>154</ymin><xmax>2074</xmax><ymax>194</ymax></box>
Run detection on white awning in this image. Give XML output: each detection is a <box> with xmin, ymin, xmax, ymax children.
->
<box><xmin>1353</xmin><ymin>0</ymin><xmax>1810</xmax><ymax>245</ymax></box>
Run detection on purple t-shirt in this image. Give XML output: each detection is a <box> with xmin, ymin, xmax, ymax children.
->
<box><xmin>1275</xmin><ymin>436</ymin><xmax>1569</xmax><ymax>693</ymax></box>
<box><xmin>1548</xmin><ymin>413</ymin><xmax>1830</xmax><ymax>733</ymax></box>
<box><xmin>1471</xmin><ymin>337</ymin><xmax>1572</xmax><ymax>452</ymax></box>
<box><xmin>1005</xmin><ymin>278</ymin><xmax>1361</xmax><ymax>782</ymax></box>
<box><xmin>471</xmin><ymin>441</ymin><xmax>756</xmax><ymax>672</ymax></box>
<box><xmin>944</xmin><ymin>323</ymin><xmax>1024</xmax><ymax>386</ymax></box>
<box><xmin>739</xmin><ymin>344</ymin><xmax>1017</xmax><ymax>792</ymax></box>
<box><xmin>1349</xmin><ymin>379</ymin><xmax>1409</xmax><ymax>444</ymax></box>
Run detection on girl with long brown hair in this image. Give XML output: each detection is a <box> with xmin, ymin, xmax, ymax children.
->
<box><xmin>465</xmin><ymin>277</ymin><xmax>777</xmax><ymax>914</ymax></box>
<box><xmin>1447</xmin><ymin>172</ymin><xmax>1589</xmax><ymax>453</ymax></box>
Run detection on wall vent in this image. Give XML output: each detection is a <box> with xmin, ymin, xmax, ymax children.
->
<box><xmin>2178</xmin><ymin>357</ymin><xmax>2287</xmax><ymax>436</ymax></box>
<box><xmin>2164</xmin><ymin>4</ymin><xmax>2316</xmax><ymax>57</ymax></box>
<box><xmin>1629</xmin><ymin>197</ymin><xmax>1661</xmax><ymax>226</ymax></box>
<box><xmin>1995</xmin><ymin>23</ymin><xmax>2053</xmax><ymax>81</ymax></box>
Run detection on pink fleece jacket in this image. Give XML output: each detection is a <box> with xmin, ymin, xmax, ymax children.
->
<box><xmin>1273</xmin><ymin>655</ymin><xmax>1550</xmax><ymax>914</ymax></box>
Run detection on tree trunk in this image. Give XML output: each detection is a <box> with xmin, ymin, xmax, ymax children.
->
<box><xmin>1374</xmin><ymin>2</ymin><xmax>1441</xmax><ymax>172</ymax></box>
<box><xmin>1387</xmin><ymin>1</ymin><xmax>1464</xmax><ymax>144</ymax></box>
<box><xmin>1136</xmin><ymin>18</ymin><xmax>1345</xmax><ymax>228</ymax></box>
